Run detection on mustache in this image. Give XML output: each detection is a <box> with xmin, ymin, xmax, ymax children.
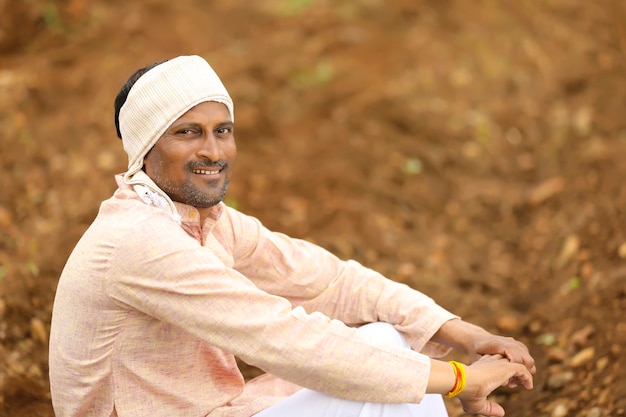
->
<box><xmin>186</xmin><ymin>160</ymin><xmax>228</xmax><ymax>170</ymax></box>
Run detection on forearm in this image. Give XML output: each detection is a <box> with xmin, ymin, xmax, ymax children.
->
<box><xmin>430</xmin><ymin>318</ymin><xmax>491</xmax><ymax>354</ymax></box>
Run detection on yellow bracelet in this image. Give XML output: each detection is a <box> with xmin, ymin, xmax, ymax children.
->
<box><xmin>444</xmin><ymin>361</ymin><xmax>467</xmax><ymax>398</ymax></box>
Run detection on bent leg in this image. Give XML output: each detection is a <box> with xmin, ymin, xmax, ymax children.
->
<box><xmin>253</xmin><ymin>323</ymin><xmax>448</xmax><ymax>417</ymax></box>
<box><xmin>253</xmin><ymin>388</ymin><xmax>446</xmax><ymax>417</ymax></box>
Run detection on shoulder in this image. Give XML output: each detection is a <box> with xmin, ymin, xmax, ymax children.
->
<box><xmin>212</xmin><ymin>204</ymin><xmax>267</xmax><ymax>253</ymax></box>
<box><xmin>95</xmin><ymin>193</ymin><xmax>192</xmax><ymax>249</ymax></box>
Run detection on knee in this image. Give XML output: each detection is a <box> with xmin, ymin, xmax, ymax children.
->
<box><xmin>356</xmin><ymin>322</ymin><xmax>411</xmax><ymax>349</ymax></box>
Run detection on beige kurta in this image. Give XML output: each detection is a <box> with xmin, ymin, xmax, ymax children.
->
<box><xmin>49</xmin><ymin>174</ymin><xmax>457</xmax><ymax>417</ymax></box>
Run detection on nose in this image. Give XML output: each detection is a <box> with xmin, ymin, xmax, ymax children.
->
<box><xmin>197</xmin><ymin>133</ymin><xmax>222</xmax><ymax>161</ymax></box>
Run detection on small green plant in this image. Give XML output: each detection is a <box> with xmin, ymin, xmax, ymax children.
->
<box><xmin>274</xmin><ymin>0</ymin><xmax>313</xmax><ymax>16</ymax></box>
<box><xmin>535</xmin><ymin>333</ymin><xmax>556</xmax><ymax>346</ymax></box>
<box><xmin>567</xmin><ymin>276</ymin><xmax>580</xmax><ymax>291</ymax></box>
<box><xmin>403</xmin><ymin>158</ymin><xmax>423</xmax><ymax>175</ymax></box>
<box><xmin>291</xmin><ymin>62</ymin><xmax>334</xmax><ymax>89</ymax></box>
<box><xmin>26</xmin><ymin>260</ymin><xmax>39</xmax><ymax>277</ymax></box>
<box><xmin>42</xmin><ymin>2</ymin><xmax>66</xmax><ymax>33</ymax></box>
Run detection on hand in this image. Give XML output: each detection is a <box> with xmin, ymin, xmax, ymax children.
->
<box><xmin>468</xmin><ymin>334</ymin><xmax>536</xmax><ymax>379</ymax></box>
<box><xmin>433</xmin><ymin>319</ymin><xmax>536</xmax><ymax>376</ymax></box>
<box><xmin>458</xmin><ymin>354</ymin><xmax>534</xmax><ymax>417</ymax></box>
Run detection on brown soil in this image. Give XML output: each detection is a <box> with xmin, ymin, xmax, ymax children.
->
<box><xmin>1</xmin><ymin>1</ymin><xmax>625</xmax><ymax>416</ymax></box>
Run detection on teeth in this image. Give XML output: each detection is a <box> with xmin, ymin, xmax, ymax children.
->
<box><xmin>193</xmin><ymin>169</ymin><xmax>219</xmax><ymax>175</ymax></box>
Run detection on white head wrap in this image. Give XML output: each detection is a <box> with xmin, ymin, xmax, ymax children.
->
<box><xmin>117</xmin><ymin>55</ymin><xmax>234</xmax><ymax>222</ymax></box>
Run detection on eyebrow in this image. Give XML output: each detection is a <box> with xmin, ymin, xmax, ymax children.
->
<box><xmin>169</xmin><ymin>120</ymin><xmax>234</xmax><ymax>130</ymax></box>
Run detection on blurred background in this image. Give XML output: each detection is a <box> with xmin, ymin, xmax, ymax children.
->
<box><xmin>1</xmin><ymin>0</ymin><xmax>625</xmax><ymax>416</ymax></box>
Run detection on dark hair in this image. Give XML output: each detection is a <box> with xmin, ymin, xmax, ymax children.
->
<box><xmin>113</xmin><ymin>60</ymin><xmax>165</xmax><ymax>139</ymax></box>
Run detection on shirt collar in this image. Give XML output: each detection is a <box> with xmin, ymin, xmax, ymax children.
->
<box><xmin>173</xmin><ymin>201</ymin><xmax>224</xmax><ymax>228</ymax></box>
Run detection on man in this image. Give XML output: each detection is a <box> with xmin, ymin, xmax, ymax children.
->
<box><xmin>49</xmin><ymin>55</ymin><xmax>535</xmax><ymax>417</ymax></box>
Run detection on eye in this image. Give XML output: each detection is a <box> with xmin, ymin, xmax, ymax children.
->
<box><xmin>216</xmin><ymin>126</ymin><xmax>233</xmax><ymax>136</ymax></box>
<box><xmin>177</xmin><ymin>128</ymin><xmax>195</xmax><ymax>135</ymax></box>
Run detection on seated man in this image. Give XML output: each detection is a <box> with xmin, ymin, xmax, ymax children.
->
<box><xmin>49</xmin><ymin>55</ymin><xmax>535</xmax><ymax>417</ymax></box>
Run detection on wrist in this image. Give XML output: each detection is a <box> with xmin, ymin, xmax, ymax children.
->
<box><xmin>434</xmin><ymin>319</ymin><xmax>489</xmax><ymax>354</ymax></box>
<box><xmin>427</xmin><ymin>359</ymin><xmax>464</xmax><ymax>395</ymax></box>
<box><xmin>444</xmin><ymin>361</ymin><xmax>467</xmax><ymax>398</ymax></box>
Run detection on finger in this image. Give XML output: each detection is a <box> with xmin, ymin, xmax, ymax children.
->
<box><xmin>510</xmin><ymin>364</ymin><xmax>534</xmax><ymax>390</ymax></box>
<box><xmin>478</xmin><ymin>353</ymin><xmax>508</xmax><ymax>363</ymax></box>
<box><xmin>515</xmin><ymin>347</ymin><xmax>536</xmax><ymax>373</ymax></box>
<box><xmin>519</xmin><ymin>353</ymin><xmax>536</xmax><ymax>375</ymax></box>
<box><xmin>467</xmin><ymin>400</ymin><xmax>505</xmax><ymax>417</ymax></box>
<box><xmin>501</xmin><ymin>376</ymin><xmax>518</xmax><ymax>388</ymax></box>
<box><xmin>483</xmin><ymin>401</ymin><xmax>506</xmax><ymax>417</ymax></box>
<box><xmin>503</xmin><ymin>345</ymin><xmax>536</xmax><ymax>373</ymax></box>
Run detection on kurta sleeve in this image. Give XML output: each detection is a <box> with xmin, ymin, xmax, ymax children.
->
<box><xmin>221</xmin><ymin>206</ymin><xmax>458</xmax><ymax>357</ymax></box>
<box><xmin>106</xmin><ymin>209</ymin><xmax>434</xmax><ymax>404</ymax></box>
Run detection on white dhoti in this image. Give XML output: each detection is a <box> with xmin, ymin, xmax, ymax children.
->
<box><xmin>253</xmin><ymin>322</ymin><xmax>449</xmax><ymax>417</ymax></box>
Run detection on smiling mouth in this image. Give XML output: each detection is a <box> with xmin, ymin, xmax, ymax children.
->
<box><xmin>191</xmin><ymin>169</ymin><xmax>221</xmax><ymax>175</ymax></box>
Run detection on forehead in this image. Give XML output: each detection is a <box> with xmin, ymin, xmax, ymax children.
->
<box><xmin>174</xmin><ymin>101</ymin><xmax>232</xmax><ymax>123</ymax></box>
